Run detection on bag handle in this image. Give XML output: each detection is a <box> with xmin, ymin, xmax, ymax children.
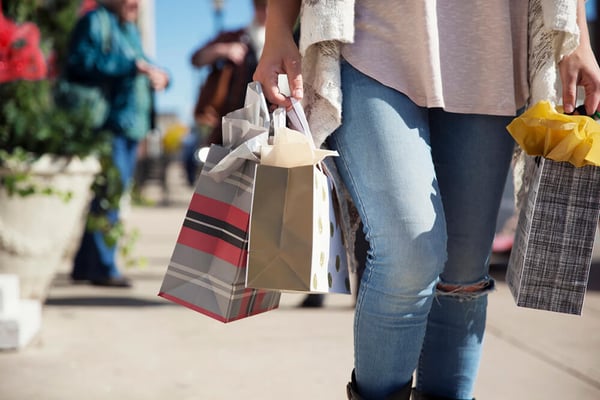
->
<box><xmin>285</xmin><ymin>99</ymin><xmax>329</xmax><ymax>172</ymax></box>
<box><xmin>568</xmin><ymin>104</ymin><xmax>600</xmax><ymax>120</ymax></box>
<box><xmin>286</xmin><ymin>98</ymin><xmax>316</xmax><ymax>150</ymax></box>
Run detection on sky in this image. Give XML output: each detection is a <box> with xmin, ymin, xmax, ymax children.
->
<box><xmin>153</xmin><ymin>0</ymin><xmax>255</xmax><ymax>124</ymax></box>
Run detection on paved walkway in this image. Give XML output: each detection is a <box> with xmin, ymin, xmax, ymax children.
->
<box><xmin>1</xmin><ymin>164</ymin><xmax>599</xmax><ymax>400</ymax></box>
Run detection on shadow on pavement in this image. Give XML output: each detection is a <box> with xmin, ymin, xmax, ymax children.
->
<box><xmin>44</xmin><ymin>296</ymin><xmax>172</xmax><ymax>307</ymax></box>
<box><xmin>50</xmin><ymin>271</ymin><xmax>166</xmax><ymax>288</ymax></box>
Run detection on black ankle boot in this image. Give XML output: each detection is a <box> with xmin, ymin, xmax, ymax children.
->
<box><xmin>412</xmin><ymin>389</ymin><xmax>475</xmax><ymax>400</ymax></box>
<box><xmin>345</xmin><ymin>371</ymin><xmax>362</xmax><ymax>400</ymax></box>
<box><xmin>346</xmin><ymin>370</ymin><xmax>412</xmax><ymax>399</ymax></box>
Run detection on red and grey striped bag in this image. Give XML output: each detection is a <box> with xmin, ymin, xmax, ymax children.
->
<box><xmin>158</xmin><ymin>144</ymin><xmax>280</xmax><ymax>322</ymax></box>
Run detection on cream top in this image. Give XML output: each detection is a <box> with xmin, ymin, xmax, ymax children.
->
<box><xmin>341</xmin><ymin>0</ymin><xmax>529</xmax><ymax>116</ymax></box>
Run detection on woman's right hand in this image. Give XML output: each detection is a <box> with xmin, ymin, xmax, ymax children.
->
<box><xmin>252</xmin><ymin>0</ymin><xmax>302</xmax><ymax>108</ymax></box>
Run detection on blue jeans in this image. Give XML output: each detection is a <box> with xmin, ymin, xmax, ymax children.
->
<box><xmin>328</xmin><ymin>62</ymin><xmax>515</xmax><ymax>399</ymax></box>
<box><xmin>72</xmin><ymin>134</ymin><xmax>139</xmax><ymax>280</ymax></box>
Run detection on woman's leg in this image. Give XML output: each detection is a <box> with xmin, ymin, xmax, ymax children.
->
<box><xmin>72</xmin><ymin>134</ymin><xmax>139</xmax><ymax>281</ymax></box>
<box><xmin>99</xmin><ymin>134</ymin><xmax>139</xmax><ymax>277</ymax></box>
<box><xmin>329</xmin><ymin>62</ymin><xmax>447</xmax><ymax>399</ymax></box>
<box><xmin>416</xmin><ymin>110</ymin><xmax>515</xmax><ymax>399</ymax></box>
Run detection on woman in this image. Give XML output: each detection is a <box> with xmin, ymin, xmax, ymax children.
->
<box><xmin>67</xmin><ymin>0</ymin><xmax>169</xmax><ymax>287</ymax></box>
<box><xmin>253</xmin><ymin>1</ymin><xmax>600</xmax><ymax>399</ymax></box>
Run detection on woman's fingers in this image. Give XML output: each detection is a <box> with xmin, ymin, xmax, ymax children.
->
<box><xmin>559</xmin><ymin>62</ymin><xmax>578</xmax><ymax>114</ymax></box>
<box><xmin>260</xmin><ymin>69</ymin><xmax>291</xmax><ymax>107</ymax></box>
<box><xmin>284</xmin><ymin>57</ymin><xmax>303</xmax><ymax>100</ymax></box>
<box><xmin>254</xmin><ymin>53</ymin><xmax>302</xmax><ymax>107</ymax></box>
<box><xmin>559</xmin><ymin>34</ymin><xmax>600</xmax><ymax>115</ymax></box>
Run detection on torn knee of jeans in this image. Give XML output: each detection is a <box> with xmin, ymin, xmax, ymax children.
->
<box><xmin>435</xmin><ymin>277</ymin><xmax>495</xmax><ymax>299</ymax></box>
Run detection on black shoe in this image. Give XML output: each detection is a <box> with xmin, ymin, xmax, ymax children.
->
<box><xmin>300</xmin><ymin>294</ymin><xmax>325</xmax><ymax>308</ymax></box>
<box><xmin>90</xmin><ymin>276</ymin><xmax>133</xmax><ymax>288</ymax></box>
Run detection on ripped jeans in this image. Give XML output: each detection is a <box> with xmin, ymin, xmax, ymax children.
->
<box><xmin>328</xmin><ymin>62</ymin><xmax>515</xmax><ymax>400</ymax></box>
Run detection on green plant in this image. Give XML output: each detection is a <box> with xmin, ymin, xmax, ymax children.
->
<box><xmin>0</xmin><ymin>0</ymin><xmax>140</xmax><ymax>266</ymax></box>
<box><xmin>0</xmin><ymin>148</ymin><xmax>73</xmax><ymax>200</ymax></box>
<box><xmin>0</xmin><ymin>0</ymin><xmax>104</xmax><ymax>159</ymax></box>
<box><xmin>0</xmin><ymin>80</ymin><xmax>110</xmax><ymax>156</ymax></box>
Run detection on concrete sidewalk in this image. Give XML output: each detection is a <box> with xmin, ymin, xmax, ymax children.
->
<box><xmin>1</xmin><ymin>165</ymin><xmax>599</xmax><ymax>400</ymax></box>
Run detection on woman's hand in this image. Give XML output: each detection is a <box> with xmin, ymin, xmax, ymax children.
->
<box><xmin>220</xmin><ymin>42</ymin><xmax>249</xmax><ymax>65</ymax></box>
<box><xmin>253</xmin><ymin>33</ymin><xmax>302</xmax><ymax>108</ymax></box>
<box><xmin>191</xmin><ymin>42</ymin><xmax>248</xmax><ymax>67</ymax></box>
<box><xmin>147</xmin><ymin>67</ymin><xmax>169</xmax><ymax>91</ymax></box>
<box><xmin>136</xmin><ymin>60</ymin><xmax>170</xmax><ymax>91</ymax></box>
<box><xmin>252</xmin><ymin>0</ymin><xmax>302</xmax><ymax>108</ymax></box>
<box><xmin>559</xmin><ymin>40</ymin><xmax>600</xmax><ymax>115</ymax></box>
<box><xmin>559</xmin><ymin>0</ymin><xmax>600</xmax><ymax>115</ymax></box>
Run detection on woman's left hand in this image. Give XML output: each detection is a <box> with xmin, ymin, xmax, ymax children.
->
<box><xmin>559</xmin><ymin>41</ymin><xmax>600</xmax><ymax>115</ymax></box>
<box><xmin>559</xmin><ymin>0</ymin><xmax>600</xmax><ymax>115</ymax></box>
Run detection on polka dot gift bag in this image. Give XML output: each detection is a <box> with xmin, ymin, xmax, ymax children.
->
<box><xmin>246</xmin><ymin>100</ymin><xmax>351</xmax><ymax>294</ymax></box>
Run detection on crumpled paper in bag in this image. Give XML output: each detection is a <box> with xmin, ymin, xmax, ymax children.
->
<box><xmin>260</xmin><ymin>126</ymin><xmax>338</xmax><ymax>168</ymax></box>
<box><xmin>220</xmin><ymin>82</ymin><xmax>270</xmax><ymax>148</ymax></box>
<box><xmin>206</xmin><ymin>82</ymin><xmax>271</xmax><ymax>182</ymax></box>
<box><xmin>206</xmin><ymin>86</ymin><xmax>338</xmax><ymax>180</ymax></box>
<box><xmin>506</xmin><ymin>100</ymin><xmax>600</xmax><ymax>167</ymax></box>
<box><xmin>260</xmin><ymin>98</ymin><xmax>338</xmax><ymax>167</ymax></box>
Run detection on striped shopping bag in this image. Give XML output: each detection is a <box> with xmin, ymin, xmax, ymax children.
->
<box><xmin>158</xmin><ymin>144</ymin><xmax>280</xmax><ymax>322</ymax></box>
<box><xmin>507</xmin><ymin>156</ymin><xmax>600</xmax><ymax>315</ymax></box>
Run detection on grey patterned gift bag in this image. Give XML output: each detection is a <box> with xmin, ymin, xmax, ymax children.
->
<box><xmin>507</xmin><ymin>156</ymin><xmax>600</xmax><ymax>315</ymax></box>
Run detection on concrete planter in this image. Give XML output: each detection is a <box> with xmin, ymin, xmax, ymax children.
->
<box><xmin>0</xmin><ymin>155</ymin><xmax>100</xmax><ymax>301</ymax></box>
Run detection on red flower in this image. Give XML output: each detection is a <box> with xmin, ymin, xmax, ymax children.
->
<box><xmin>79</xmin><ymin>0</ymin><xmax>99</xmax><ymax>16</ymax></box>
<box><xmin>46</xmin><ymin>50</ymin><xmax>59</xmax><ymax>80</ymax></box>
<box><xmin>0</xmin><ymin>7</ymin><xmax>47</xmax><ymax>83</ymax></box>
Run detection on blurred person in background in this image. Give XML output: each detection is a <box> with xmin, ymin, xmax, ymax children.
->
<box><xmin>182</xmin><ymin>0</ymin><xmax>266</xmax><ymax>186</ymax></box>
<box><xmin>67</xmin><ymin>0</ymin><xmax>170</xmax><ymax>287</ymax></box>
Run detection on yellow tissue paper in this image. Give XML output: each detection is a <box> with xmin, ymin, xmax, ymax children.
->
<box><xmin>506</xmin><ymin>100</ymin><xmax>600</xmax><ymax>167</ymax></box>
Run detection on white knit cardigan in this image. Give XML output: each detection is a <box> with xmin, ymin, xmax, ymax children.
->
<box><xmin>298</xmin><ymin>0</ymin><xmax>581</xmax><ymax>269</ymax></box>
<box><xmin>514</xmin><ymin>0</ymin><xmax>580</xmax><ymax>211</ymax></box>
<box><xmin>299</xmin><ymin>0</ymin><xmax>580</xmax><ymax>144</ymax></box>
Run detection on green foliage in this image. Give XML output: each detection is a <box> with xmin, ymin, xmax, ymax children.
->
<box><xmin>0</xmin><ymin>0</ymin><xmax>140</xmax><ymax>266</ymax></box>
<box><xmin>0</xmin><ymin>0</ymin><xmax>108</xmax><ymax>201</ymax></box>
<box><xmin>0</xmin><ymin>0</ymin><xmax>103</xmax><ymax>158</ymax></box>
<box><xmin>0</xmin><ymin>80</ymin><xmax>110</xmax><ymax>157</ymax></box>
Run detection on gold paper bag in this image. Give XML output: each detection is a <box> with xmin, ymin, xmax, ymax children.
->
<box><xmin>247</xmin><ymin>164</ymin><xmax>350</xmax><ymax>294</ymax></box>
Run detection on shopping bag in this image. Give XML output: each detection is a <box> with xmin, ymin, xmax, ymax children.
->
<box><xmin>246</xmin><ymin>100</ymin><xmax>351</xmax><ymax>294</ymax></box>
<box><xmin>158</xmin><ymin>82</ymin><xmax>280</xmax><ymax>322</ymax></box>
<box><xmin>248</xmin><ymin>164</ymin><xmax>350</xmax><ymax>293</ymax></box>
<box><xmin>506</xmin><ymin>156</ymin><xmax>600</xmax><ymax>315</ymax></box>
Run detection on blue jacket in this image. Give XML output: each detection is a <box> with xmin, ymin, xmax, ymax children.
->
<box><xmin>65</xmin><ymin>6</ymin><xmax>152</xmax><ymax>140</ymax></box>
